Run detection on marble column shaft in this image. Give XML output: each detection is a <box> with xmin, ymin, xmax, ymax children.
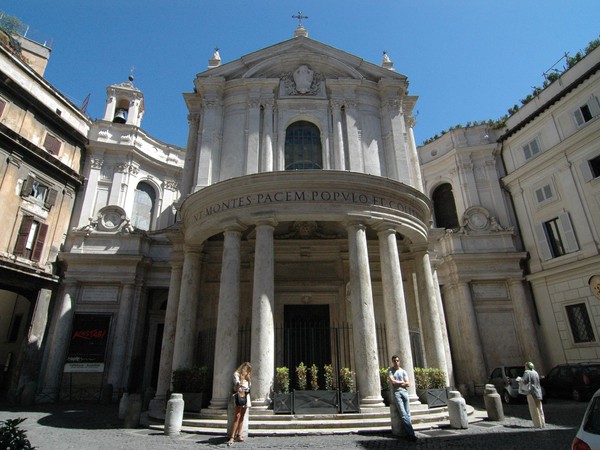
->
<box><xmin>171</xmin><ymin>247</ymin><xmax>203</xmax><ymax>371</ymax></box>
<box><xmin>210</xmin><ymin>229</ymin><xmax>242</xmax><ymax>409</ymax></box>
<box><xmin>37</xmin><ymin>282</ymin><xmax>77</xmax><ymax>401</ymax></box>
<box><xmin>250</xmin><ymin>222</ymin><xmax>275</xmax><ymax>408</ymax></box>
<box><xmin>332</xmin><ymin>103</ymin><xmax>346</xmax><ymax>170</ymax></box>
<box><xmin>509</xmin><ymin>280</ymin><xmax>544</xmax><ymax>367</ymax></box>
<box><xmin>261</xmin><ymin>102</ymin><xmax>274</xmax><ymax>172</ymax></box>
<box><xmin>107</xmin><ymin>283</ymin><xmax>136</xmax><ymax>391</ymax></box>
<box><xmin>415</xmin><ymin>252</ymin><xmax>447</xmax><ymax>372</ymax></box>
<box><xmin>443</xmin><ymin>281</ymin><xmax>487</xmax><ymax>385</ymax></box>
<box><xmin>149</xmin><ymin>260</ymin><xmax>183</xmax><ymax>414</ymax></box>
<box><xmin>347</xmin><ymin>222</ymin><xmax>383</xmax><ymax>406</ymax></box>
<box><xmin>378</xmin><ymin>229</ymin><xmax>415</xmax><ymax>396</ymax></box>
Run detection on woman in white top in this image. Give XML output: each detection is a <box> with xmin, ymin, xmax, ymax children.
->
<box><xmin>228</xmin><ymin>361</ymin><xmax>251</xmax><ymax>446</ymax></box>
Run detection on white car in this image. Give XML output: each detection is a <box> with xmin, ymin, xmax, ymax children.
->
<box><xmin>572</xmin><ymin>388</ymin><xmax>600</xmax><ymax>450</ymax></box>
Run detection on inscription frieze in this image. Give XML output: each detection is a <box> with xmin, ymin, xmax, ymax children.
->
<box><xmin>192</xmin><ymin>189</ymin><xmax>423</xmax><ymax>222</ymax></box>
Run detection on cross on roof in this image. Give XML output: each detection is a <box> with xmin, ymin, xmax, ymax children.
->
<box><xmin>292</xmin><ymin>11</ymin><xmax>309</xmax><ymax>27</ymax></box>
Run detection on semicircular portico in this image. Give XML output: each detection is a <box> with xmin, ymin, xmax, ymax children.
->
<box><xmin>180</xmin><ymin>171</ymin><xmax>431</xmax><ymax>245</ymax></box>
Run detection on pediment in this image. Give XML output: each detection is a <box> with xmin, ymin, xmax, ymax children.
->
<box><xmin>196</xmin><ymin>36</ymin><xmax>407</xmax><ymax>84</ymax></box>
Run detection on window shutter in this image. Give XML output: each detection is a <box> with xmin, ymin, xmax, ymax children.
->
<box><xmin>13</xmin><ymin>216</ymin><xmax>33</xmax><ymax>256</ymax></box>
<box><xmin>589</xmin><ymin>96</ymin><xmax>600</xmax><ymax>118</ymax></box>
<box><xmin>534</xmin><ymin>223</ymin><xmax>553</xmax><ymax>260</ymax></box>
<box><xmin>574</xmin><ymin>109</ymin><xmax>585</xmax><ymax>127</ymax></box>
<box><xmin>20</xmin><ymin>175</ymin><xmax>34</xmax><ymax>197</ymax></box>
<box><xmin>558</xmin><ymin>212</ymin><xmax>579</xmax><ymax>253</ymax></box>
<box><xmin>45</xmin><ymin>188</ymin><xmax>58</xmax><ymax>209</ymax></box>
<box><xmin>31</xmin><ymin>222</ymin><xmax>48</xmax><ymax>262</ymax></box>
<box><xmin>581</xmin><ymin>160</ymin><xmax>594</xmax><ymax>182</ymax></box>
<box><xmin>43</xmin><ymin>134</ymin><xmax>61</xmax><ymax>155</ymax></box>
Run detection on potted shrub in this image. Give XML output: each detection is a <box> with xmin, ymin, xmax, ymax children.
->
<box><xmin>293</xmin><ymin>362</ymin><xmax>338</xmax><ymax>414</ymax></box>
<box><xmin>295</xmin><ymin>362</ymin><xmax>307</xmax><ymax>390</ymax></box>
<box><xmin>324</xmin><ymin>364</ymin><xmax>334</xmax><ymax>391</ymax></box>
<box><xmin>380</xmin><ymin>367</ymin><xmax>391</xmax><ymax>406</ymax></box>
<box><xmin>339</xmin><ymin>367</ymin><xmax>360</xmax><ymax>413</ymax></box>
<box><xmin>172</xmin><ymin>366</ymin><xmax>209</xmax><ymax>413</ymax></box>
<box><xmin>414</xmin><ymin>367</ymin><xmax>448</xmax><ymax>408</ymax></box>
<box><xmin>273</xmin><ymin>367</ymin><xmax>293</xmax><ymax>414</ymax></box>
<box><xmin>309</xmin><ymin>364</ymin><xmax>319</xmax><ymax>390</ymax></box>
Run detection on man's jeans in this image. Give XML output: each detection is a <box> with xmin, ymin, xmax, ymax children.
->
<box><xmin>392</xmin><ymin>388</ymin><xmax>415</xmax><ymax>437</ymax></box>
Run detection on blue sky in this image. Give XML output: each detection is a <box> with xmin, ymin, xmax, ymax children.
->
<box><xmin>4</xmin><ymin>1</ymin><xmax>600</xmax><ymax>148</ymax></box>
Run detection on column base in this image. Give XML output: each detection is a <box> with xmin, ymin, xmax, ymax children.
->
<box><xmin>208</xmin><ymin>396</ymin><xmax>230</xmax><ymax>410</ymax></box>
<box><xmin>359</xmin><ymin>394</ymin><xmax>385</xmax><ymax>408</ymax></box>
<box><xmin>148</xmin><ymin>396</ymin><xmax>166</xmax><ymax>420</ymax></box>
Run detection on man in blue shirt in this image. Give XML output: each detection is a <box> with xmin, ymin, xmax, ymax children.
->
<box><xmin>388</xmin><ymin>355</ymin><xmax>417</xmax><ymax>442</ymax></box>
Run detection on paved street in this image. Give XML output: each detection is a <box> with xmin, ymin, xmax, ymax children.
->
<box><xmin>0</xmin><ymin>397</ymin><xmax>586</xmax><ymax>449</ymax></box>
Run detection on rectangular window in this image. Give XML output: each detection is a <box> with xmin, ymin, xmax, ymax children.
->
<box><xmin>566</xmin><ymin>303</ymin><xmax>596</xmax><ymax>343</ymax></box>
<box><xmin>592</xmin><ymin>155</ymin><xmax>600</xmax><ymax>178</ymax></box>
<box><xmin>534</xmin><ymin>212</ymin><xmax>580</xmax><ymax>260</ymax></box>
<box><xmin>13</xmin><ymin>215</ymin><xmax>48</xmax><ymax>262</ymax></box>
<box><xmin>20</xmin><ymin>175</ymin><xmax>58</xmax><ymax>209</ymax></box>
<box><xmin>43</xmin><ymin>133</ymin><xmax>61</xmax><ymax>155</ymax></box>
<box><xmin>534</xmin><ymin>183</ymin><xmax>554</xmax><ymax>204</ymax></box>
<box><xmin>523</xmin><ymin>138</ymin><xmax>541</xmax><ymax>160</ymax></box>
<box><xmin>574</xmin><ymin>96</ymin><xmax>600</xmax><ymax>128</ymax></box>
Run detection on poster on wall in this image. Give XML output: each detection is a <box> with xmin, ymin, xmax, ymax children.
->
<box><xmin>64</xmin><ymin>314</ymin><xmax>111</xmax><ymax>373</ymax></box>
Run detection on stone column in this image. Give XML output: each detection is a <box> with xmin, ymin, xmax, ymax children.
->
<box><xmin>148</xmin><ymin>250</ymin><xmax>183</xmax><ymax>418</ymax></box>
<box><xmin>508</xmin><ymin>280</ymin><xmax>544</xmax><ymax>368</ymax></box>
<box><xmin>250</xmin><ymin>220</ymin><xmax>276</xmax><ymax>409</ymax></box>
<box><xmin>414</xmin><ymin>250</ymin><xmax>448</xmax><ymax>378</ymax></box>
<box><xmin>432</xmin><ymin>269</ymin><xmax>454</xmax><ymax>387</ymax></box>
<box><xmin>180</xmin><ymin>112</ymin><xmax>201</xmax><ymax>196</ymax></box>
<box><xmin>246</xmin><ymin>99</ymin><xmax>261</xmax><ymax>174</ymax></box>
<box><xmin>346</xmin><ymin>222</ymin><xmax>384</xmax><ymax>407</ymax></box>
<box><xmin>37</xmin><ymin>282</ymin><xmax>77</xmax><ymax>402</ymax></box>
<box><xmin>107</xmin><ymin>283</ymin><xmax>136</xmax><ymax>392</ymax></box>
<box><xmin>261</xmin><ymin>101</ymin><xmax>274</xmax><ymax>172</ymax></box>
<box><xmin>10</xmin><ymin>288</ymin><xmax>53</xmax><ymax>402</ymax></box>
<box><xmin>171</xmin><ymin>245</ymin><xmax>203</xmax><ymax>371</ymax></box>
<box><xmin>442</xmin><ymin>280</ymin><xmax>487</xmax><ymax>389</ymax></box>
<box><xmin>407</xmin><ymin>122</ymin><xmax>424</xmax><ymax>191</ymax></box>
<box><xmin>331</xmin><ymin>100</ymin><xmax>346</xmax><ymax>170</ymax></box>
<box><xmin>210</xmin><ymin>227</ymin><xmax>244</xmax><ymax>409</ymax></box>
<box><xmin>377</xmin><ymin>228</ymin><xmax>415</xmax><ymax>396</ymax></box>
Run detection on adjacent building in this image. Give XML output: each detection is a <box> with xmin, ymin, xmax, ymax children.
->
<box><xmin>0</xmin><ymin>30</ymin><xmax>89</xmax><ymax>401</ymax></box>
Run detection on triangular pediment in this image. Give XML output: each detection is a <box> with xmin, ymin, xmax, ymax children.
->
<box><xmin>196</xmin><ymin>36</ymin><xmax>407</xmax><ymax>83</ymax></box>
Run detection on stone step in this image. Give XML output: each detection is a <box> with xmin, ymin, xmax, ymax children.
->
<box><xmin>147</xmin><ymin>404</ymin><xmax>475</xmax><ymax>436</ymax></box>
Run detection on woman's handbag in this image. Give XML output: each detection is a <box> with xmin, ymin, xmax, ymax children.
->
<box><xmin>234</xmin><ymin>390</ymin><xmax>247</xmax><ymax>406</ymax></box>
<box><xmin>518</xmin><ymin>377</ymin><xmax>531</xmax><ymax>395</ymax></box>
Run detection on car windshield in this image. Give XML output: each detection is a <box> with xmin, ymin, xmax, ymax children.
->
<box><xmin>584</xmin><ymin>396</ymin><xmax>600</xmax><ymax>434</ymax></box>
<box><xmin>505</xmin><ymin>367</ymin><xmax>525</xmax><ymax>378</ymax></box>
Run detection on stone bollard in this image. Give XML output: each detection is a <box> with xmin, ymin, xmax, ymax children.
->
<box><xmin>483</xmin><ymin>384</ymin><xmax>504</xmax><ymax>421</ymax></box>
<box><xmin>118</xmin><ymin>393</ymin><xmax>129</xmax><ymax>420</ymax></box>
<box><xmin>447</xmin><ymin>390</ymin><xmax>468</xmax><ymax>429</ymax></box>
<box><xmin>124</xmin><ymin>393</ymin><xmax>142</xmax><ymax>428</ymax></box>
<box><xmin>164</xmin><ymin>393</ymin><xmax>185</xmax><ymax>436</ymax></box>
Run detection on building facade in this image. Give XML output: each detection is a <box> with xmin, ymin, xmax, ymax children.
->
<box><xmin>0</xmin><ymin>32</ymin><xmax>89</xmax><ymax>402</ymax></box>
<box><xmin>500</xmin><ymin>45</ymin><xmax>600</xmax><ymax>371</ymax></box>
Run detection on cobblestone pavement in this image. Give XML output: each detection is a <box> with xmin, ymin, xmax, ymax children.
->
<box><xmin>0</xmin><ymin>397</ymin><xmax>586</xmax><ymax>449</ymax></box>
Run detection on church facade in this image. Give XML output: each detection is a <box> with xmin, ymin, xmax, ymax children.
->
<box><xmin>3</xmin><ymin>22</ymin><xmax>599</xmax><ymax>411</ymax></box>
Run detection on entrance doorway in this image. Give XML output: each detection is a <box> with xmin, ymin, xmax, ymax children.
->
<box><xmin>283</xmin><ymin>304</ymin><xmax>331</xmax><ymax>389</ymax></box>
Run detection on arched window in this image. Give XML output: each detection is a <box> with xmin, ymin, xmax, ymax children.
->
<box><xmin>284</xmin><ymin>121</ymin><xmax>322</xmax><ymax>170</ymax></box>
<box><xmin>132</xmin><ymin>181</ymin><xmax>156</xmax><ymax>230</ymax></box>
<box><xmin>432</xmin><ymin>183</ymin><xmax>459</xmax><ymax>229</ymax></box>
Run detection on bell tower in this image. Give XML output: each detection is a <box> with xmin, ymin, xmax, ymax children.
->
<box><xmin>102</xmin><ymin>74</ymin><xmax>145</xmax><ymax>127</ymax></box>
